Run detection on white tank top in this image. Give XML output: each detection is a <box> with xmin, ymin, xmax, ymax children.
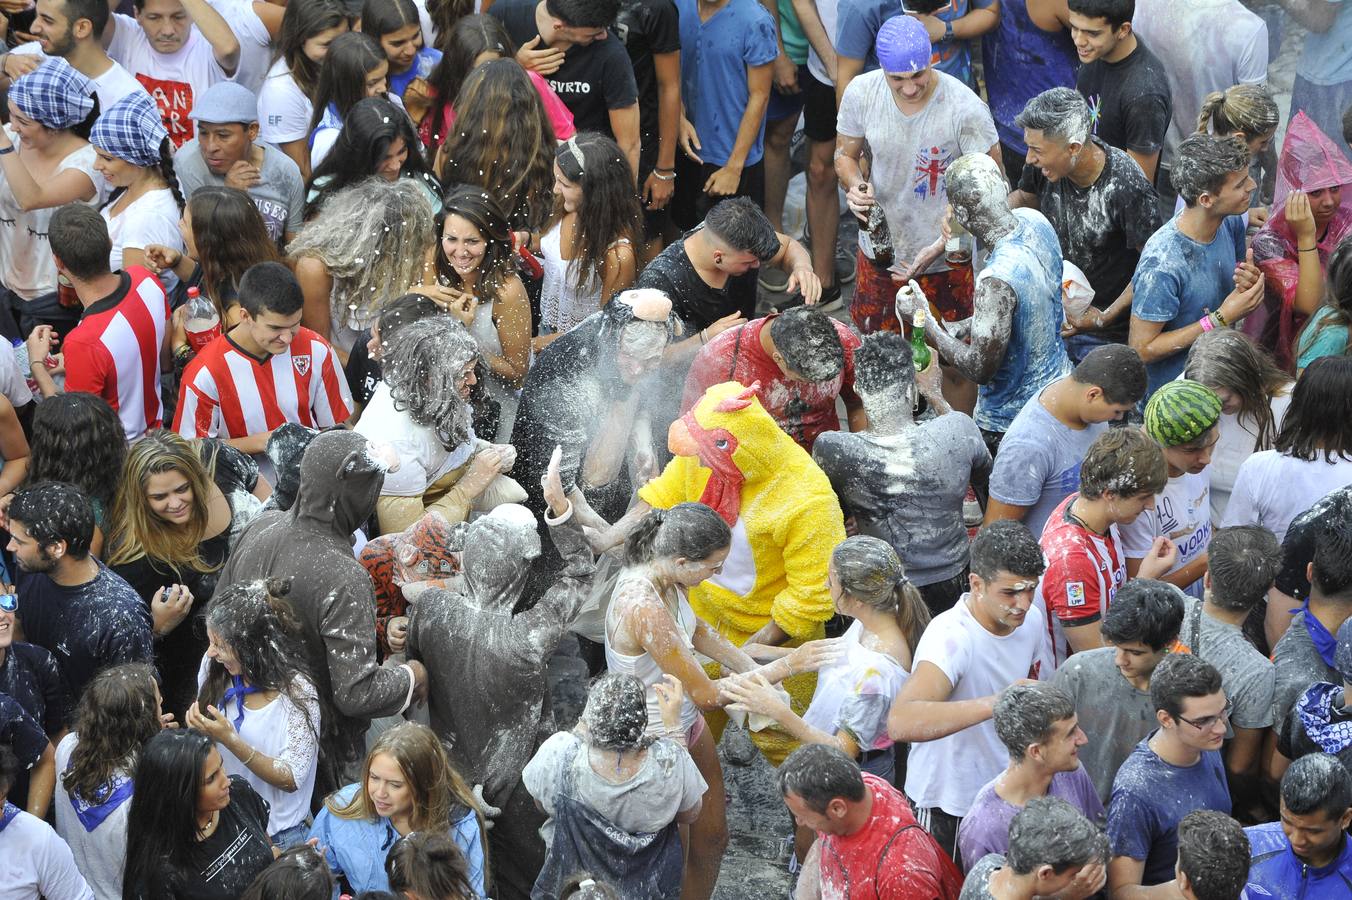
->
<box><xmin>604</xmin><ymin>574</ymin><xmax>701</xmax><ymax>736</ymax></box>
<box><xmin>538</xmin><ymin>220</ymin><xmax>629</xmax><ymax>334</ymax></box>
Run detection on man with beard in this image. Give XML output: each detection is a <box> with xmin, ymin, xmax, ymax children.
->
<box><xmin>0</xmin><ymin>0</ymin><xmax>148</xmax><ymax>110</ymax></box>
<box><xmin>5</xmin><ymin>481</ymin><xmax>153</xmax><ymax>703</ymax></box>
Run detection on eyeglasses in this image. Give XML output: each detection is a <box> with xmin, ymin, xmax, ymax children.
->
<box><xmin>1177</xmin><ymin>698</ymin><xmax>1232</xmax><ymax>731</ymax></box>
<box><xmin>0</xmin><ymin>594</ymin><xmax>15</xmax><ymax>613</ymax></box>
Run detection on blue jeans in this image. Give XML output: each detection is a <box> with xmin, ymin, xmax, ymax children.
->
<box><xmin>271</xmin><ymin>822</ymin><xmax>310</xmax><ymax>850</ymax></box>
<box><xmin>1063</xmin><ymin>330</ymin><xmax>1114</xmax><ymax>365</ymax></box>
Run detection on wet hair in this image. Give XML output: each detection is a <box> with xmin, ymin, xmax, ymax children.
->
<box><xmin>381</xmin><ymin>316</ymin><xmax>479</xmax><ymax>449</ymax></box>
<box><xmin>704</xmin><ymin>197</ymin><xmax>781</xmax><ymax>260</ymax></box>
<box><xmin>1066</xmin><ymin>0</ymin><xmax>1134</xmax><ymax>28</ymax></box>
<box><xmin>777</xmin><ymin>743</ymin><xmax>864</xmax><ymax>814</ymax></box>
<box><xmin>768</xmin><ymin>307</ymin><xmax>845</xmax><ymax>383</ymax></box>
<box><xmin>1150</xmin><ymin>652</ymin><xmax>1223</xmax><ymax>720</ymax></box>
<box><xmin>198</xmin><ymin>579</ymin><xmax>320</xmax><ymax>742</ymax></box>
<box><xmin>0</xmin><ymin>743</ymin><xmax>16</xmax><ymax>799</ymax></box>
<box><xmin>580</xmin><ymin>672</ymin><xmax>654</xmax><ymax>752</ymax></box>
<box><xmin>1176</xmin><ymin>811</ymin><xmax>1251</xmax><ymax>900</ymax></box>
<box><xmin>852</xmin><ymin>331</ymin><xmax>915</xmax><ymax>398</ymax></box>
<box><xmin>1206</xmin><ymin>526</ymin><xmax>1280</xmax><ymax>612</ymax></box>
<box><xmin>1006</xmin><ymin>797</ymin><xmax>1109</xmax><ymax>875</ymax></box>
<box><xmin>185</xmin><ymin>187</ymin><xmax>283</xmax><ymax>319</ymax></box>
<box><xmin>553</xmin><ymin>132</ymin><xmax>642</xmax><ymax>293</ymax></box>
<box><xmin>307</xmin><ymin>97</ymin><xmax>435</xmax><ymax>215</ymax></box>
<box><xmin>424</xmin><ymin>15</ymin><xmax>515</xmax><ymax>149</ymax></box>
<box><xmin>1077</xmin><ymin>427</ymin><xmax>1168</xmax><ymax>500</ymax></box>
<box><xmin>375</xmin><ymin>292</ymin><xmax>443</xmax><ymax>345</ymax></box>
<box><xmin>438</xmin><ymin>58</ymin><xmax>556</xmax><ymax>230</ymax></box>
<box><xmin>969</xmin><ymin>520</ymin><xmax>1046</xmax><ymax>582</ymax></box>
<box><xmin>27</xmin><ymin>393</ymin><xmax>126</xmax><ymax>515</ymax></box>
<box><xmin>277</xmin><ymin>0</ymin><xmax>351</xmax><ymax>98</ymax></box>
<box><xmin>9</xmin><ymin>481</ymin><xmax>95</xmax><ymax>558</ymax></box>
<box><xmin>1173</xmin><ymin>133</ymin><xmax>1252</xmax><ymax>206</ymax></box>
<box><xmin>238</xmin><ymin>261</ymin><xmax>305</xmax><ymax>318</ymax></box>
<box><xmin>1274</xmin><ymin>356</ymin><xmax>1352</xmax><ymax>463</ymax></box>
<box><xmin>560</xmin><ymin>876</ymin><xmax>621</xmax><ymax>899</ymax></box>
<box><xmin>1015</xmin><ymin>87</ymin><xmax>1091</xmax><ymax>147</ymax></box>
<box><xmin>48</xmin><ymin>203</ymin><xmax>112</xmax><ymax>281</ymax></box>
<box><xmin>105</xmin><ymin>430</ymin><xmax>218</xmax><ymax>573</ymax></box>
<box><xmin>625</xmin><ymin>503</ymin><xmax>732</xmax><ymax>566</ymax></box>
<box><xmin>241</xmin><ymin>845</ymin><xmax>337</xmax><ymax>900</ymax></box>
<box><xmin>993</xmin><ymin>683</ymin><xmax>1077</xmax><ymax>762</ymax></box>
<box><xmin>1312</xmin><ymin>518</ymin><xmax>1352</xmax><ymax>601</ymax></box>
<box><xmin>61</xmin><ymin>662</ymin><xmax>160</xmax><ymax>805</ymax></box>
<box><xmin>545</xmin><ymin>0</ymin><xmax>620</xmax><ymax>28</ymax></box>
<box><xmin>123</xmin><ymin>729</ymin><xmax>217</xmax><ymax>892</ymax></box>
<box><xmin>1070</xmin><ymin>343</ymin><xmax>1147</xmax><ymax>405</ymax></box>
<box><xmin>1281</xmin><ymin>753</ymin><xmax>1352</xmax><ymax>820</ymax></box>
<box><xmin>1197</xmin><ymin>84</ymin><xmax>1279</xmax><ymax>141</ymax></box>
<box><xmin>60</xmin><ymin>0</ymin><xmax>112</xmax><ymax>38</ymax></box>
<box><xmin>1299</xmin><ymin>234</ymin><xmax>1352</xmax><ymax>358</ymax></box>
<box><xmin>1100</xmin><ymin>578</ymin><xmax>1185</xmax><ymax>651</ymax></box>
<box><xmin>831</xmin><ymin>536</ymin><xmax>930</xmax><ymax>659</ymax></box>
<box><xmin>435</xmin><ymin>184</ymin><xmax>517</xmax><ymax>309</ymax></box>
<box><xmin>361</xmin><ymin>0</ymin><xmax>421</xmax><ymax>49</ymax></box>
<box><xmin>307</xmin><ymin>32</ymin><xmax>388</xmax><ymax>137</ymax></box>
<box><xmin>1185</xmin><ymin>330</ymin><xmax>1290</xmax><ymax>452</ymax></box>
<box><xmin>385</xmin><ymin>831</ymin><xmax>474</xmax><ymax>900</ymax></box>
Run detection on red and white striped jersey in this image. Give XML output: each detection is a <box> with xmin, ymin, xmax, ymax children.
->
<box><xmin>63</xmin><ymin>266</ymin><xmax>169</xmax><ymax>441</ymax></box>
<box><xmin>173</xmin><ymin>327</ymin><xmax>352</xmax><ymax>441</ymax></box>
<box><xmin>1036</xmin><ymin>493</ymin><xmax>1128</xmax><ymax>668</ymax></box>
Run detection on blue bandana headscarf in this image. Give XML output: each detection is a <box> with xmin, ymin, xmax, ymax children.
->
<box><xmin>9</xmin><ymin>58</ymin><xmax>94</xmax><ymax>131</ymax></box>
<box><xmin>90</xmin><ymin>91</ymin><xmax>167</xmax><ymax>168</ymax></box>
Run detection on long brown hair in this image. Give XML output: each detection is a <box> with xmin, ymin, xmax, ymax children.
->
<box><xmin>105</xmin><ymin>430</ymin><xmax>217</xmax><ymax>573</ymax></box>
<box><xmin>187</xmin><ymin>187</ymin><xmax>283</xmax><ymax>319</ymax></box>
<box><xmin>552</xmin><ymin>132</ymin><xmax>641</xmax><ymax>294</ymax></box>
<box><xmin>61</xmin><ymin>663</ymin><xmax>161</xmax><ymax>804</ymax></box>
<box><xmin>830</xmin><ymin>536</ymin><xmax>931</xmax><ymax>654</ymax></box>
<box><xmin>1184</xmin><ymin>330</ymin><xmax>1291</xmax><ymax>451</ymax></box>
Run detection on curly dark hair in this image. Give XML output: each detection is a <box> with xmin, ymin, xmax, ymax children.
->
<box><xmin>61</xmin><ymin>662</ymin><xmax>161</xmax><ymax>805</ymax></box>
<box><xmin>27</xmin><ymin>393</ymin><xmax>127</xmax><ymax>515</ymax></box>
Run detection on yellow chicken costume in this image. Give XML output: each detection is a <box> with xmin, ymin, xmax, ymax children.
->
<box><xmin>638</xmin><ymin>381</ymin><xmax>845</xmax><ymax>765</ymax></box>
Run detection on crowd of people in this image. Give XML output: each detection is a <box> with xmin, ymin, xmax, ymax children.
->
<box><xmin>2</xmin><ymin>0</ymin><xmax>1352</xmax><ymax>897</ymax></box>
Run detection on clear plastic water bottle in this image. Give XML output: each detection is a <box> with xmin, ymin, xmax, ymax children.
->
<box><xmin>183</xmin><ymin>287</ymin><xmax>221</xmax><ymax>354</ymax></box>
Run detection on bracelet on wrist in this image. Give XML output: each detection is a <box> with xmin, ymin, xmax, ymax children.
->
<box><xmin>241</xmin><ymin>746</ymin><xmax>258</xmax><ymax>766</ymax></box>
<box><xmin>651</xmin><ymin>170</ymin><xmax>675</xmax><ymax>182</ymax></box>
<box><xmin>1299</xmin><ymin>245</ymin><xmax>1318</xmax><ymax>253</ymax></box>
<box><xmin>1212</xmin><ymin>307</ymin><xmax>1229</xmax><ymax>328</ymax></box>
<box><xmin>1199</xmin><ymin>313</ymin><xmax>1215</xmax><ymax>333</ymax></box>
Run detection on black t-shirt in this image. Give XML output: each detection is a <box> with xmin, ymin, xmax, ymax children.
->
<box><xmin>342</xmin><ymin>333</ymin><xmax>382</xmax><ymax>408</ymax></box>
<box><xmin>490</xmin><ymin>0</ymin><xmax>640</xmax><ymax>135</ymax></box>
<box><xmin>0</xmin><ymin>692</ymin><xmax>47</xmax><ymax>810</ymax></box>
<box><xmin>0</xmin><ymin>642</ymin><xmax>71</xmax><ymax>736</ymax></box>
<box><xmin>616</xmin><ymin>0</ymin><xmax>680</xmax><ymax>166</ymax></box>
<box><xmin>635</xmin><ymin>228</ymin><xmax>732</xmax><ymax>333</ymax></box>
<box><xmin>16</xmin><ymin>562</ymin><xmax>154</xmax><ymax>703</ymax></box>
<box><xmin>1018</xmin><ymin>141</ymin><xmax>1161</xmax><ymax>341</ymax></box>
<box><xmin>135</xmin><ymin>777</ymin><xmax>274</xmax><ymax>900</ymax></box>
<box><xmin>1076</xmin><ymin>39</ymin><xmax>1171</xmax><ymax>159</ymax></box>
<box><xmin>1276</xmin><ymin>485</ymin><xmax>1352</xmax><ymax>600</ymax></box>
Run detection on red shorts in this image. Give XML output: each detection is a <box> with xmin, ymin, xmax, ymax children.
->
<box><xmin>850</xmin><ymin>249</ymin><xmax>975</xmax><ymax>335</ymax></box>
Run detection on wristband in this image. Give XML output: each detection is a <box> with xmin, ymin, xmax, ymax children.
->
<box><xmin>1199</xmin><ymin>314</ymin><xmax>1215</xmax><ymax>332</ymax></box>
<box><xmin>0</xmin><ymin>145</ymin><xmax>13</xmax><ymax>156</ymax></box>
<box><xmin>1299</xmin><ymin>246</ymin><xmax>1318</xmax><ymax>253</ymax></box>
<box><xmin>943</xmin><ymin>19</ymin><xmax>955</xmax><ymax>42</ymax></box>
<box><xmin>1212</xmin><ymin>307</ymin><xmax>1228</xmax><ymax>328</ymax></box>
<box><xmin>651</xmin><ymin>170</ymin><xmax>675</xmax><ymax>182</ymax></box>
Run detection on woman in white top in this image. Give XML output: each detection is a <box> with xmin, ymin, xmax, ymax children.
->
<box><xmin>0</xmin><ymin>58</ymin><xmax>102</xmax><ymax>337</ymax></box>
<box><xmin>258</xmin><ymin>0</ymin><xmax>351</xmax><ymax>181</ymax></box>
<box><xmin>1184</xmin><ymin>329</ymin><xmax>1293</xmax><ymax>524</ymax></box>
<box><xmin>186</xmin><ymin>577</ymin><xmax>321</xmax><ymax>849</ymax></box>
<box><xmin>605</xmin><ymin>502</ymin><xmax>840</xmax><ymax>899</ymax></box>
<box><xmin>531</xmin><ymin>133</ymin><xmax>641</xmax><ymax>347</ymax></box>
<box><xmin>89</xmin><ymin>91</ymin><xmax>185</xmax><ymax>295</ymax></box>
<box><xmin>55</xmin><ymin>662</ymin><xmax>166</xmax><ymax>900</ymax></box>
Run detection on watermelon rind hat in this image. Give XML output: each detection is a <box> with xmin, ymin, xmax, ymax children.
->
<box><xmin>1144</xmin><ymin>381</ymin><xmax>1223</xmax><ymax>447</ymax></box>
<box><xmin>876</xmin><ymin>15</ymin><xmax>932</xmax><ymax>75</ymax></box>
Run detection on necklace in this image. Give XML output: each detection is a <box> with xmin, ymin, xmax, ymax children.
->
<box><xmin>196</xmin><ymin>810</ymin><xmax>219</xmax><ymax>839</ymax></box>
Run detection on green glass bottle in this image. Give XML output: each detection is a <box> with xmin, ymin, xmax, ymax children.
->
<box><xmin>911</xmin><ymin>307</ymin><xmax>932</xmax><ymax>372</ymax></box>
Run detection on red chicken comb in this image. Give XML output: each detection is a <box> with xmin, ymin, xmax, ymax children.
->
<box><xmin>714</xmin><ymin>382</ymin><xmax>760</xmax><ymax>413</ymax></box>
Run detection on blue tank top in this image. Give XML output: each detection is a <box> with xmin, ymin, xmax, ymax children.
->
<box><xmin>981</xmin><ymin>0</ymin><xmax>1079</xmax><ymax>153</ymax></box>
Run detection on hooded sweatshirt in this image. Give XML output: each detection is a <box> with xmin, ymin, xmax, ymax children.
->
<box><xmin>216</xmin><ymin>430</ymin><xmax>414</xmax><ymax>800</ymax></box>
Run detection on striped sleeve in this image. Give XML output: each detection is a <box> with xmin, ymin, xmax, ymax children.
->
<box><xmin>174</xmin><ymin>364</ymin><xmax>222</xmax><ymax>439</ymax></box>
<box><xmin>310</xmin><ymin>337</ymin><xmax>353</xmax><ymax>426</ymax></box>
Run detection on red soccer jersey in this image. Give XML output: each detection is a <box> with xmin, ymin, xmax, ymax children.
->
<box><xmin>62</xmin><ymin>266</ymin><xmax>169</xmax><ymax>441</ymax></box>
<box><xmin>818</xmin><ymin>774</ymin><xmax>963</xmax><ymax>900</ymax></box>
<box><xmin>681</xmin><ymin>314</ymin><xmax>861</xmax><ymax>451</ymax></box>
<box><xmin>1038</xmin><ymin>493</ymin><xmax>1128</xmax><ymax>665</ymax></box>
<box><xmin>173</xmin><ymin>327</ymin><xmax>352</xmax><ymax>441</ymax></box>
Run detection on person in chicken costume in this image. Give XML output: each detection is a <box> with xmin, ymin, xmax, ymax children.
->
<box><xmin>600</xmin><ymin>379</ymin><xmax>845</xmax><ymax>764</ymax></box>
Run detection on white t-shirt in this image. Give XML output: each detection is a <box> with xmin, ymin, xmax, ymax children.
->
<box><xmin>904</xmin><ymin>596</ymin><xmax>1053</xmax><ymax>818</ymax></box>
<box><xmin>0</xmin><ymin>134</ymin><xmax>99</xmax><ymax>300</ymax></box>
<box><xmin>1222</xmin><ymin>450</ymin><xmax>1352</xmax><ymax>544</ymax></box>
<box><xmin>836</xmin><ymin>69</ymin><xmax>999</xmax><ymax>273</ymax></box>
<box><xmin>8</xmin><ymin>42</ymin><xmax>150</xmax><ymax>114</ymax></box>
<box><xmin>1</xmin><ymin>801</ymin><xmax>96</xmax><ymax>900</ymax></box>
<box><xmin>353</xmin><ymin>382</ymin><xmax>476</xmax><ymax>496</ymax></box>
<box><xmin>107</xmin><ymin>12</ymin><xmax>228</xmax><ymax>146</ymax></box>
<box><xmin>209</xmin><ymin>0</ymin><xmax>274</xmax><ymax>94</ymax></box>
<box><xmin>53</xmin><ymin>734</ymin><xmax>130</xmax><ymax>900</ymax></box>
<box><xmin>804</xmin><ymin>0</ymin><xmax>840</xmax><ymax>86</ymax></box>
<box><xmin>802</xmin><ymin>619</ymin><xmax>909</xmax><ymax>754</ymax></box>
<box><xmin>1207</xmin><ymin>391</ymin><xmax>1292</xmax><ymax>525</ymax></box>
<box><xmin>258</xmin><ymin>59</ymin><xmax>313</xmax><ymax>146</ymax></box>
<box><xmin>101</xmin><ymin>188</ymin><xmax>183</xmax><ymax>294</ymax></box>
<box><xmin>1120</xmin><ymin>470</ymin><xmax>1212</xmax><ymax>599</ymax></box>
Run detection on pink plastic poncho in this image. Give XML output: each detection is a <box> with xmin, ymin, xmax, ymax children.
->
<box><xmin>1249</xmin><ymin>111</ymin><xmax>1352</xmax><ymax>371</ymax></box>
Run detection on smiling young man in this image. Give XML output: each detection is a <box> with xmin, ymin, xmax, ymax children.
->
<box><xmin>174</xmin><ymin>82</ymin><xmax>305</xmax><ymax>243</ymax></box>
<box><xmin>1106</xmin><ymin>652</ymin><xmax>1232</xmax><ymax>898</ymax></box>
<box><xmin>1246</xmin><ymin>753</ymin><xmax>1352</xmax><ymax>897</ymax></box>
<box><xmin>889</xmin><ymin>520</ymin><xmax>1053</xmax><ymax>866</ymax></box>
<box><xmin>1054</xmin><ymin>578</ymin><xmax>1185</xmax><ymax>804</ymax></box>
<box><xmin>1066</xmin><ymin>0</ymin><xmax>1170</xmax><ymax>183</ymax></box>
<box><xmin>175</xmin><ymin>261</ymin><xmax>353</xmax><ymax>460</ymax></box>
<box><xmin>0</xmin><ymin>0</ymin><xmax>149</xmax><ymax>110</ymax></box>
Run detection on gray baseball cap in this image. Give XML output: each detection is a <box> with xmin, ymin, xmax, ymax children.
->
<box><xmin>188</xmin><ymin>82</ymin><xmax>258</xmax><ymax>124</ymax></box>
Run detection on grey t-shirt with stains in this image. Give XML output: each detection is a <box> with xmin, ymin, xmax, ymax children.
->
<box><xmin>1176</xmin><ymin>598</ymin><xmax>1274</xmax><ymax>729</ymax></box>
<box><xmin>958</xmin><ymin>853</ymin><xmax>1004</xmax><ymax>900</ymax></box>
<box><xmin>1271</xmin><ymin>610</ymin><xmax>1339</xmax><ymax>728</ymax></box>
<box><xmin>1053</xmin><ymin>646</ymin><xmax>1157</xmax><ymax>804</ymax></box>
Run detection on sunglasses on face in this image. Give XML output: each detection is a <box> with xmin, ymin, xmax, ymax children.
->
<box><xmin>0</xmin><ymin>594</ymin><xmax>16</xmax><ymax>613</ymax></box>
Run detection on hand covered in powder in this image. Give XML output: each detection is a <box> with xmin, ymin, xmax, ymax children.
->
<box><xmin>406</xmin><ymin>658</ymin><xmax>429</xmax><ymax>705</ymax></box>
<box><xmin>1137</xmin><ymin>536</ymin><xmax>1179</xmax><ymax>581</ymax></box>
<box><xmin>1060</xmin><ymin>859</ymin><xmax>1107</xmax><ymax>900</ymax></box>
<box><xmin>185</xmin><ymin>702</ymin><xmax>238</xmax><ymax>743</ymax></box>
<box><xmin>787</xmin><ymin>638</ymin><xmax>846</xmax><ymax>675</ymax></box>
<box><xmin>915</xmin><ymin>354</ymin><xmax>943</xmax><ymax>400</ymax></box>
<box><xmin>845</xmin><ymin>181</ymin><xmax>876</xmax><ymax>222</ymax></box>
<box><xmin>472</xmin><ymin>784</ymin><xmax>503</xmax><ymax>829</ymax></box>
<box><xmin>387</xmin><ymin>616</ymin><xmax>409</xmax><ymax>653</ymax></box>
<box><xmin>542</xmin><ymin>445</ymin><xmax>570</xmax><ymax>519</ymax></box>
<box><xmin>1285</xmin><ymin>191</ymin><xmax>1317</xmax><ymax>246</ymax></box>
<box><xmin>893</xmin><ymin>279</ymin><xmax>928</xmax><ymax>321</ymax></box>
<box><xmin>721</xmin><ymin>672</ymin><xmax>789</xmax><ymax>717</ymax></box>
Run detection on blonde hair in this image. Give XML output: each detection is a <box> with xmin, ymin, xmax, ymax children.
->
<box><xmin>1197</xmin><ymin>84</ymin><xmax>1280</xmax><ymax>141</ymax></box>
<box><xmin>105</xmin><ymin>430</ymin><xmax>216</xmax><ymax>573</ymax></box>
